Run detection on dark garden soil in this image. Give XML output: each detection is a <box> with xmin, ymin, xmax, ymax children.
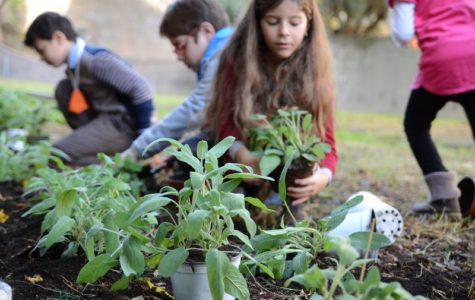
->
<box><xmin>1</xmin><ymin>182</ymin><xmax>474</xmax><ymax>300</ymax></box>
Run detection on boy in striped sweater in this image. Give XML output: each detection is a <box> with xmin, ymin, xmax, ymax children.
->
<box><xmin>24</xmin><ymin>12</ymin><xmax>154</xmax><ymax>166</ymax></box>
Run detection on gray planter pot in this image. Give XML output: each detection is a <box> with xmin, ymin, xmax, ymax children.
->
<box><xmin>0</xmin><ymin>281</ymin><xmax>12</xmax><ymax>300</ymax></box>
<box><xmin>170</xmin><ymin>254</ymin><xmax>242</xmax><ymax>300</ymax></box>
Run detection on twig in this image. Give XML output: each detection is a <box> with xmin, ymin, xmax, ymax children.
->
<box><xmin>420</xmin><ymin>239</ymin><xmax>439</xmax><ymax>254</ymax></box>
<box><xmin>60</xmin><ymin>275</ymin><xmax>85</xmax><ymax>295</ymax></box>
<box><xmin>359</xmin><ymin>218</ymin><xmax>376</xmax><ymax>282</ymax></box>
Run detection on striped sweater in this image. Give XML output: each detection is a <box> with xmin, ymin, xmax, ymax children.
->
<box><xmin>58</xmin><ymin>45</ymin><xmax>154</xmax><ymax>132</ymax></box>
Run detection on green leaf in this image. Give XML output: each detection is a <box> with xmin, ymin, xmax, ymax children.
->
<box><xmin>103</xmin><ymin>214</ymin><xmax>120</xmax><ymax>254</ymax></box>
<box><xmin>85</xmin><ymin>236</ymin><xmax>95</xmax><ymax>261</ymax></box>
<box><xmin>143</xmin><ymin>138</ymin><xmax>180</xmax><ymax>157</ymax></box>
<box><xmin>147</xmin><ymin>252</ymin><xmax>164</xmax><ymax>269</ymax></box>
<box><xmin>224</xmin><ymin>260</ymin><xmax>250</xmax><ymax>300</ymax></box>
<box><xmin>232</xmin><ymin>209</ymin><xmax>257</xmax><ymax>238</ymax></box>
<box><xmin>205</xmin><ymin>152</ymin><xmax>219</xmax><ymax>173</ymax></box>
<box><xmin>231</xmin><ymin>230</ymin><xmax>253</xmax><ymax>250</ymax></box>
<box><xmin>323</xmin><ymin>196</ymin><xmax>364</xmax><ymax>231</ymax></box>
<box><xmin>218</xmin><ymin>178</ymin><xmax>242</xmax><ymax>193</ymax></box>
<box><xmin>337</xmin><ymin>244</ymin><xmax>360</xmax><ymax>266</ymax></box>
<box><xmin>251</xmin><ymin>233</ymin><xmax>287</xmax><ymax>252</ymax></box>
<box><xmin>245</xmin><ymin>197</ymin><xmax>274</xmax><ymax>212</ymax></box>
<box><xmin>259</xmin><ymin>155</ymin><xmax>281</xmax><ymax>177</ymax></box>
<box><xmin>110</xmin><ymin>178</ymin><xmax>131</xmax><ymax>191</ymax></box>
<box><xmin>225</xmin><ymin>172</ymin><xmax>272</xmax><ymax>181</ymax></box>
<box><xmin>278</xmin><ymin>151</ymin><xmax>296</xmax><ymax>202</ymax></box>
<box><xmin>190</xmin><ymin>172</ymin><xmax>205</xmax><ymax>190</ymax></box>
<box><xmin>111</xmin><ymin>276</ymin><xmax>132</xmax><ymax>291</ymax></box>
<box><xmin>56</xmin><ymin>189</ymin><xmax>77</xmax><ymax>217</ymax></box>
<box><xmin>286</xmin><ymin>265</ymin><xmax>325</xmax><ymax>290</ymax></box>
<box><xmin>292</xmin><ymin>252</ymin><xmax>309</xmax><ymax>274</ymax></box>
<box><xmin>206</xmin><ymin>249</ymin><xmax>226</xmax><ymax>300</ymax></box>
<box><xmin>40</xmin><ymin>209</ymin><xmax>58</xmax><ymax>234</ymax></box>
<box><xmin>311</xmin><ymin>145</ymin><xmax>326</xmax><ymax>160</ymax></box>
<box><xmin>61</xmin><ymin>241</ymin><xmax>78</xmax><ymax>257</ymax></box>
<box><xmin>302</xmin><ymin>113</ymin><xmax>312</xmax><ymax>132</ymax></box>
<box><xmin>363</xmin><ymin>266</ymin><xmax>381</xmax><ymax>289</ymax></box>
<box><xmin>350</xmin><ymin>232</ymin><xmax>391</xmax><ymax>251</ymax></box>
<box><xmin>41</xmin><ymin>216</ymin><xmax>75</xmax><ymax>255</ymax></box>
<box><xmin>159</xmin><ymin>248</ymin><xmax>189</xmax><ymax>277</ymax></box>
<box><xmin>332</xmin><ymin>195</ymin><xmax>364</xmax><ymax>216</ymax></box>
<box><xmin>77</xmin><ymin>254</ymin><xmax>118</xmax><ymax>283</ymax></box>
<box><xmin>197</xmin><ymin>140</ymin><xmax>208</xmax><ymax>160</ymax></box>
<box><xmin>155</xmin><ymin>222</ymin><xmax>174</xmax><ymax>246</ymax></box>
<box><xmin>119</xmin><ymin>236</ymin><xmax>145</xmax><ymax>276</ymax></box>
<box><xmin>222</xmin><ymin>193</ymin><xmax>245</xmax><ymax>211</ymax></box>
<box><xmin>129</xmin><ymin>194</ymin><xmax>171</xmax><ymax>222</ymax></box>
<box><xmin>187</xmin><ymin>210</ymin><xmax>209</xmax><ymax>239</ymax></box>
<box><xmin>22</xmin><ymin>197</ymin><xmax>55</xmax><ymax>217</ymax></box>
<box><xmin>302</xmin><ymin>153</ymin><xmax>317</xmax><ymax>162</ymax></box>
<box><xmin>209</xmin><ymin>136</ymin><xmax>235</xmax><ymax>159</ymax></box>
<box><xmin>127</xmin><ymin>226</ymin><xmax>149</xmax><ymax>244</ymax></box>
<box><xmin>262</xmin><ymin>226</ymin><xmax>307</xmax><ymax>236</ymax></box>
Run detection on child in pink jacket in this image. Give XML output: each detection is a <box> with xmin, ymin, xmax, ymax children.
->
<box><xmin>389</xmin><ymin>0</ymin><xmax>475</xmax><ymax>218</ymax></box>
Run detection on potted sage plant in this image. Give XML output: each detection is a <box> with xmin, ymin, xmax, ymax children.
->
<box><xmin>130</xmin><ymin>136</ymin><xmax>273</xmax><ymax>300</ymax></box>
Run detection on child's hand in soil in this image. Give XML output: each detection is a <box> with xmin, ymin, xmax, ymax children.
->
<box><xmin>287</xmin><ymin>169</ymin><xmax>330</xmax><ymax>205</ymax></box>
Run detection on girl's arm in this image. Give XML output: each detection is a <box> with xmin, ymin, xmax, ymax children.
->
<box><xmin>390</xmin><ymin>1</ymin><xmax>416</xmax><ymax>47</ymax></box>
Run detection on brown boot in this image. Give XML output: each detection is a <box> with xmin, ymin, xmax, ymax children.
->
<box><xmin>411</xmin><ymin>171</ymin><xmax>462</xmax><ymax>219</ymax></box>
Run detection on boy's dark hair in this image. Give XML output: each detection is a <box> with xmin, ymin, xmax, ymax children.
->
<box><xmin>160</xmin><ymin>0</ymin><xmax>230</xmax><ymax>38</ymax></box>
<box><xmin>24</xmin><ymin>12</ymin><xmax>78</xmax><ymax>47</ymax></box>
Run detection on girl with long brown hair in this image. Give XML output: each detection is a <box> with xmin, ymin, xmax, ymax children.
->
<box><xmin>204</xmin><ymin>0</ymin><xmax>337</xmax><ymax>212</ymax></box>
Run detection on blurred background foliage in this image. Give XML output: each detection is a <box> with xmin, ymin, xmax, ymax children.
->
<box><xmin>0</xmin><ymin>0</ymin><xmax>389</xmax><ymax>49</ymax></box>
<box><xmin>0</xmin><ymin>0</ymin><xmax>26</xmax><ymax>46</ymax></box>
<box><xmin>217</xmin><ymin>0</ymin><xmax>388</xmax><ymax>35</ymax></box>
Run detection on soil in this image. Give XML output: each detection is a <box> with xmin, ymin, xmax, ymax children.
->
<box><xmin>1</xmin><ymin>182</ymin><xmax>474</xmax><ymax>300</ymax></box>
<box><xmin>269</xmin><ymin>157</ymin><xmax>314</xmax><ymax>198</ymax></box>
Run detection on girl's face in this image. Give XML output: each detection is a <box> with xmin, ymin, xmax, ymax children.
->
<box><xmin>259</xmin><ymin>0</ymin><xmax>308</xmax><ymax>63</ymax></box>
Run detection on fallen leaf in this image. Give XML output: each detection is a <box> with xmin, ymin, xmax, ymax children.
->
<box><xmin>141</xmin><ymin>277</ymin><xmax>174</xmax><ymax>298</ymax></box>
<box><xmin>0</xmin><ymin>209</ymin><xmax>9</xmax><ymax>223</ymax></box>
<box><xmin>25</xmin><ymin>274</ymin><xmax>43</xmax><ymax>284</ymax></box>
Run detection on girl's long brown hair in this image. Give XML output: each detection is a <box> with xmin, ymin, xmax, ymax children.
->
<box><xmin>204</xmin><ymin>0</ymin><xmax>335</xmax><ymax>142</ymax></box>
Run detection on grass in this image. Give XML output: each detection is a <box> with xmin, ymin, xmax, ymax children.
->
<box><xmin>0</xmin><ymin>79</ymin><xmax>185</xmax><ymax>119</ymax></box>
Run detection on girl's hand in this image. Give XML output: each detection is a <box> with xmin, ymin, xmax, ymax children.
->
<box><xmin>287</xmin><ymin>169</ymin><xmax>330</xmax><ymax>206</ymax></box>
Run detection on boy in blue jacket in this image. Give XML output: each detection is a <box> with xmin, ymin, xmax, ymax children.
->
<box><xmin>24</xmin><ymin>12</ymin><xmax>154</xmax><ymax>166</ymax></box>
<box><xmin>122</xmin><ymin>0</ymin><xmax>233</xmax><ymax>160</ymax></box>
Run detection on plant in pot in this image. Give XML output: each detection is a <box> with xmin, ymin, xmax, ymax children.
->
<box><xmin>248</xmin><ymin>108</ymin><xmax>331</xmax><ymax>220</ymax></box>
<box><xmin>130</xmin><ymin>136</ymin><xmax>273</xmax><ymax>300</ymax></box>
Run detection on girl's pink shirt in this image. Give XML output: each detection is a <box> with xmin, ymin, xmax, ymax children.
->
<box><xmin>390</xmin><ymin>0</ymin><xmax>475</xmax><ymax>95</ymax></box>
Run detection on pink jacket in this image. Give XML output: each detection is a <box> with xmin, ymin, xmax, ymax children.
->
<box><xmin>389</xmin><ymin>0</ymin><xmax>475</xmax><ymax>95</ymax></box>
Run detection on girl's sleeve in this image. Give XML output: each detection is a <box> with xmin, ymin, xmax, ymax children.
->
<box><xmin>389</xmin><ymin>1</ymin><xmax>416</xmax><ymax>47</ymax></box>
<box><xmin>320</xmin><ymin>113</ymin><xmax>337</xmax><ymax>176</ymax></box>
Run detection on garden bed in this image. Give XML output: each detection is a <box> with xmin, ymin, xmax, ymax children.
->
<box><xmin>1</xmin><ymin>181</ymin><xmax>473</xmax><ymax>299</ymax></box>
